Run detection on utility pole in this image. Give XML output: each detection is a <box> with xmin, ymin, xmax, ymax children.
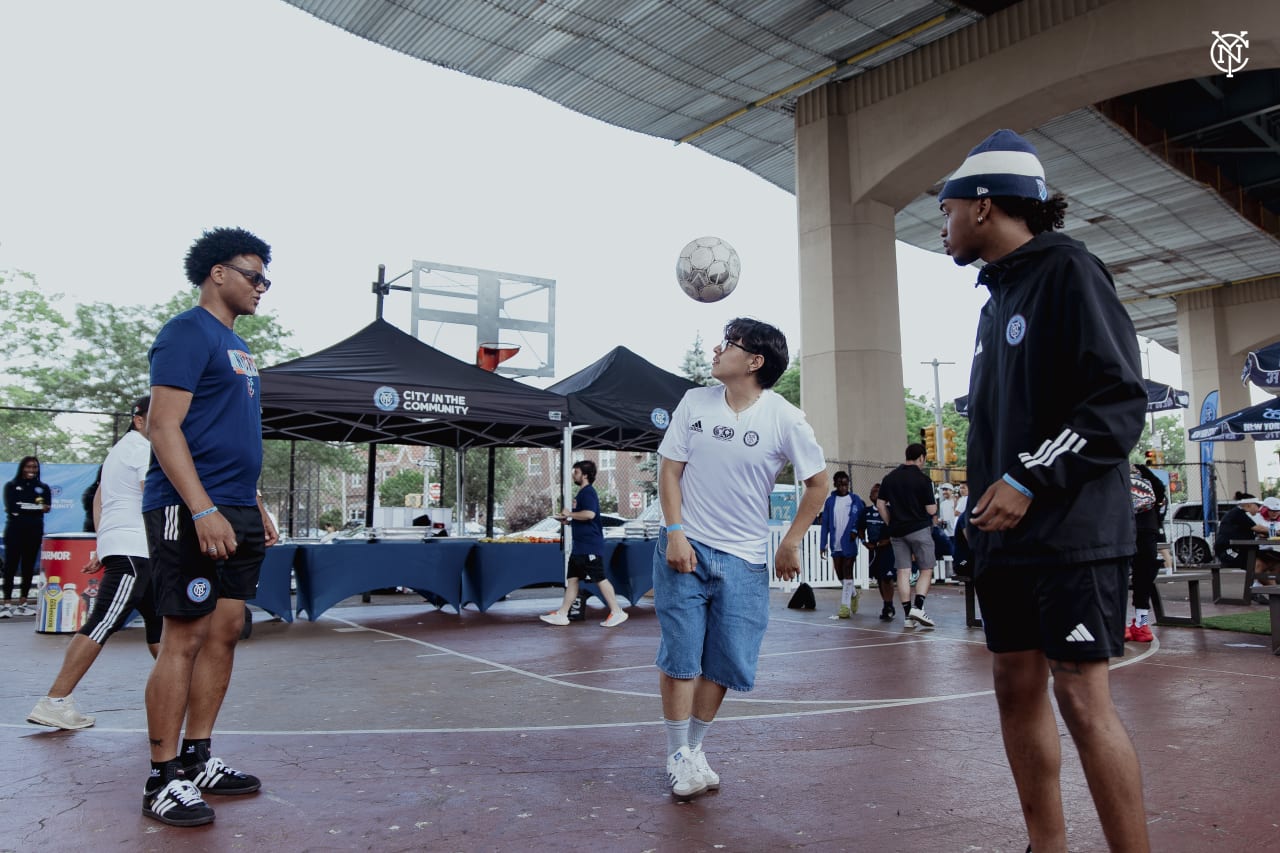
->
<box><xmin>922</xmin><ymin>359</ymin><xmax>955</xmax><ymax>470</ymax></box>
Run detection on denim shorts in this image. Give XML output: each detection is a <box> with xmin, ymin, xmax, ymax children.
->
<box><xmin>652</xmin><ymin>530</ymin><xmax>771</xmax><ymax>692</ymax></box>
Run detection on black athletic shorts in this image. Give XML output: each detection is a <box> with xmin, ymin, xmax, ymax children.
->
<box><xmin>975</xmin><ymin>559</ymin><xmax>1128</xmax><ymax>661</ymax></box>
<box><xmin>144</xmin><ymin>504</ymin><xmax>265</xmax><ymax>618</ymax></box>
<box><xmin>567</xmin><ymin>553</ymin><xmax>607</xmax><ymax>583</ymax></box>
<box><xmin>866</xmin><ymin>544</ymin><xmax>896</xmax><ymax>581</ymax></box>
<box><xmin>78</xmin><ymin>554</ymin><xmax>162</xmax><ymax>645</ymax></box>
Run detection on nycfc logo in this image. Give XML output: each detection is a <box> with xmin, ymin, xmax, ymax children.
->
<box><xmin>1005</xmin><ymin>314</ymin><xmax>1027</xmax><ymax>346</ymax></box>
<box><xmin>1210</xmin><ymin>31</ymin><xmax>1249</xmax><ymax>78</ymax></box>
<box><xmin>743</xmin><ymin>430</ymin><xmax>759</xmax><ymax>447</ymax></box>
<box><xmin>373</xmin><ymin>385</ymin><xmax>400</xmax><ymax>412</ymax></box>
<box><xmin>246</xmin><ymin>376</ymin><xmax>255</xmax><ymax>397</ymax></box>
<box><xmin>650</xmin><ymin>407</ymin><xmax>670</xmax><ymax>429</ymax></box>
<box><xmin>712</xmin><ymin>425</ymin><xmax>734</xmax><ymax>441</ymax></box>
<box><xmin>1035</xmin><ymin>178</ymin><xmax>1047</xmax><ymax>201</ymax></box>
<box><xmin>1263</xmin><ymin>408</ymin><xmax>1280</xmax><ymax>421</ymax></box>
<box><xmin>187</xmin><ymin>578</ymin><xmax>212</xmax><ymax>603</ymax></box>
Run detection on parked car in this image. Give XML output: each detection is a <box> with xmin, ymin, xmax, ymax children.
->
<box><xmin>502</xmin><ymin>514</ymin><xmax>627</xmax><ymax>542</ymax></box>
<box><xmin>1166</xmin><ymin>499</ymin><xmax>1241</xmax><ymax>565</ymax></box>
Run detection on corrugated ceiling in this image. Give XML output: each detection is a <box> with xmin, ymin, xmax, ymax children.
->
<box><xmin>280</xmin><ymin>0</ymin><xmax>1280</xmax><ymax>352</ymax></box>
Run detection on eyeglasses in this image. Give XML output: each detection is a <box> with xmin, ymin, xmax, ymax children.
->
<box><xmin>219</xmin><ymin>263</ymin><xmax>272</xmax><ymax>291</ymax></box>
<box><xmin>718</xmin><ymin>338</ymin><xmax>755</xmax><ymax>355</ymax></box>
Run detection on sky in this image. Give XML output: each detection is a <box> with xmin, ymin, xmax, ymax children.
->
<box><xmin>3</xmin><ymin>0</ymin><xmax>1229</xmax><ymax>462</ymax></box>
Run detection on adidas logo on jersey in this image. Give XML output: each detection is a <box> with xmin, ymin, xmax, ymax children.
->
<box><xmin>690</xmin><ymin>420</ymin><xmax>703</xmax><ymax>432</ymax></box>
<box><xmin>1065</xmin><ymin>623</ymin><xmax>1096</xmax><ymax>643</ymax></box>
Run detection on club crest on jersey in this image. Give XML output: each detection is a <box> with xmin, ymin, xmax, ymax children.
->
<box><xmin>650</xmin><ymin>407</ymin><xmax>670</xmax><ymax>429</ymax></box>
<box><xmin>712</xmin><ymin>425</ymin><xmax>734</xmax><ymax>441</ymax></box>
<box><xmin>1005</xmin><ymin>314</ymin><xmax>1028</xmax><ymax>346</ymax></box>
<box><xmin>743</xmin><ymin>431</ymin><xmax>759</xmax><ymax>447</ymax></box>
<box><xmin>246</xmin><ymin>376</ymin><xmax>256</xmax><ymax>397</ymax></box>
<box><xmin>187</xmin><ymin>578</ymin><xmax>212</xmax><ymax>603</ymax></box>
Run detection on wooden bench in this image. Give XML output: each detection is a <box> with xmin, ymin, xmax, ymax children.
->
<box><xmin>1148</xmin><ymin>571</ymin><xmax>1213</xmax><ymax>627</ymax></box>
<box><xmin>1253</xmin><ymin>585</ymin><xmax>1280</xmax><ymax>655</ymax></box>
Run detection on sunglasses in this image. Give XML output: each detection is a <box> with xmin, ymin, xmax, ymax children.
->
<box><xmin>219</xmin><ymin>262</ymin><xmax>272</xmax><ymax>291</ymax></box>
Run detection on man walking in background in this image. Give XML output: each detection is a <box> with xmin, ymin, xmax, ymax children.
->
<box><xmin>27</xmin><ymin>396</ymin><xmax>162</xmax><ymax>730</ymax></box>
<box><xmin>540</xmin><ymin>459</ymin><xmax>629</xmax><ymax>628</ymax></box>
<box><xmin>876</xmin><ymin>443</ymin><xmax>939</xmax><ymax>628</ymax></box>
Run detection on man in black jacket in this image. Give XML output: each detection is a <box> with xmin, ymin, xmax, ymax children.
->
<box><xmin>940</xmin><ymin>129</ymin><xmax>1149</xmax><ymax>853</ymax></box>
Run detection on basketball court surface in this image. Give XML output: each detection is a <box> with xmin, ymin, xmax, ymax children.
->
<box><xmin>1</xmin><ymin>583</ymin><xmax>1276</xmax><ymax>852</ymax></box>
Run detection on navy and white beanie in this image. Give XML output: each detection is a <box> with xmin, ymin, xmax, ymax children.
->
<box><xmin>938</xmin><ymin>129</ymin><xmax>1048</xmax><ymax>202</ymax></box>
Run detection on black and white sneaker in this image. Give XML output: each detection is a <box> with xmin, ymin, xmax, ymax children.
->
<box><xmin>184</xmin><ymin>755</ymin><xmax>261</xmax><ymax>795</ymax></box>
<box><xmin>143</xmin><ymin>777</ymin><xmax>215</xmax><ymax>826</ymax></box>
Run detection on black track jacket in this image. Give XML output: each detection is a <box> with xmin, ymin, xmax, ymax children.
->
<box><xmin>965</xmin><ymin>231</ymin><xmax>1145</xmax><ymax>572</ymax></box>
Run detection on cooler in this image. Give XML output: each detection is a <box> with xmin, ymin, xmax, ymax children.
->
<box><xmin>36</xmin><ymin>532</ymin><xmax>102</xmax><ymax>634</ymax></box>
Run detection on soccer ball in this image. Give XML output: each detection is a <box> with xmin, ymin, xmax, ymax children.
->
<box><xmin>676</xmin><ymin>236</ymin><xmax>740</xmax><ymax>303</ymax></box>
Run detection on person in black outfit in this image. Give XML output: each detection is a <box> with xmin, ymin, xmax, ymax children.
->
<box><xmin>82</xmin><ymin>466</ymin><xmax>103</xmax><ymax>533</ymax></box>
<box><xmin>876</xmin><ymin>442</ymin><xmax>939</xmax><ymax>628</ymax></box>
<box><xmin>1215</xmin><ymin>494</ymin><xmax>1280</xmax><ymax>603</ymax></box>
<box><xmin>940</xmin><ymin>129</ymin><xmax>1149</xmax><ymax>852</ymax></box>
<box><xmin>1126</xmin><ymin>464</ymin><xmax>1167</xmax><ymax>643</ymax></box>
<box><xmin>3</xmin><ymin>456</ymin><xmax>53</xmax><ymax>618</ymax></box>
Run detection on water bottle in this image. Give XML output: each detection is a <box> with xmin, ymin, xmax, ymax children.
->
<box><xmin>42</xmin><ymin>576</ymin><xmax>62</xmax><ymax>633</ymax></box>
<box><xmin>61</xmin><ymin>583</ymin><xmax>79</xmax><ymax>631</ymax></box>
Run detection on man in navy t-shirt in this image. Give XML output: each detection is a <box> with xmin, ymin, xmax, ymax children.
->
<box><xmin>539</xmin><ymin>460</ymin><xmax>629</xmax><ymax>628</ymax></box>
<box><xmin>140</xmin><ymin>227</ymin><xmax>279</xmax><ymax>828</ymax></box>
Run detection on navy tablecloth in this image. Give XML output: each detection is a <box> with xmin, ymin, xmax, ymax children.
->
<box><xmin>246</xmin><ymin>544</ymin><xmax>299</xmax><ymax>622</ymax></box>
<box><xmin>295</xmin><ymin>539</ymin><xmax>473</xmax><ymax>620</ymax></box>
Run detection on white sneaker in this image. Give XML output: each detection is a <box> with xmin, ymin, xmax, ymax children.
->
<box><xmin>601</xmin><ymin>611</ymin><xmax>629</xmax><ymax>628</ymax></box>
<box><xmin>16</xmin><ymin>604</ymin><xmax>36</xmax><ymax>617</ymax></box>
<box><xmin>666</xmin><ymin>748</ymin><xmax>707</xmax><ymax>799</ymax></box>
<box><xmin>539</xmin><ymin>611</ymin><xmax>570</xmax><ymax>626</ymax></box>
<box><xmin>691</xmin><ymin>745</ymin><xmax>720</xmax><ymax>790</ymax></box>
<box><xmin>0</xmin><ymin>605</ymin><xmax>11</xmax><ymax>619</ymax></box>
<box><xmin>903</xmin><ymin>616</ymin><xmax>917</xmax><ymax>629</ymax></box>
<box><xmin>27</xmin><ymin>695</ymin><xmax>96</xmax><ymax>730</ymax></box>
<box><xmin>909</xmin><ymin>607</ymin><xmax>935</xmax><ymax>628</ymax></box>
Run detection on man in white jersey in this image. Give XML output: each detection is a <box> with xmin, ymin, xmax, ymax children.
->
<box><xmin>654</xmin><ymin>318</ymin><xmax>827</xmax><ymax>800</ymax></box>
<box><xmin>27</xmin><ymin>396</ymin><xmax>162</xmax><ymax>730</ymax></box>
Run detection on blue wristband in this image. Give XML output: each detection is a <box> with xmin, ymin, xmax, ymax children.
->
<box><xmin>191</xmin><ymin>506</ymin><xmax>220</xmax><ymax>521</ymax></box>
<box><xmin>666</xmin><ymin>523</ymin><xmax>684</xmax><ymax>532</ymax></box>
<box><xmin>1002</xmin><ymin>474</ymin><xmax>1034</xmax><ymax>500</ymax></box>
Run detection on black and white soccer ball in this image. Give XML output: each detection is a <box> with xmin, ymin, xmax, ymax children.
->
<box><xmin>675</xmin><ymin>236</ymin><xmax>740</xmax><ymax>303</ymax></box>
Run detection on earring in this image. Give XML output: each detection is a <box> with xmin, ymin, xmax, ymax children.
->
<box><xmin>977</xmin><ymin>216</ymin><xmax>984</xmax><ymax>224</ymax></box>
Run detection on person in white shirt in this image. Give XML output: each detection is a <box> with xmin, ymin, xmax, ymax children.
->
<box><xmin>653</xmin><ymin>318</ymin><xmax>828</xmax><ymax>801</ymax></box>
<box><xmin>27</xmin><ymin>396</ymin><xmax>162</xmax><ymax>731</ymax></box>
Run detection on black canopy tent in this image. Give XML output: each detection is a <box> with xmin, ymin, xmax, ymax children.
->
<box><xmin>259</xmin><ymin>320</ymin><xmax>569</xmax><ymax>533</ymax></box>
<box><xmin>260</xmin><ymin>319</ymin><xmax>568</xmax><ymax>448</ymax></box>
<box><xmin>548</xmin><ymin>346</ymin><xmax>699</xmax><ymax>452</ymax></box>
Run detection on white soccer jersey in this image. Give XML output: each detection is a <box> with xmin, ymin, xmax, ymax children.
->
<box><xmin>95</xmin><ymin>429</ymin><xmax>151</xmax><ymax>558</ymax></box>
<box><xmin>657</xmin><ymin>385</ymin><xmax>826</xmax><ymax>563</ymax></box>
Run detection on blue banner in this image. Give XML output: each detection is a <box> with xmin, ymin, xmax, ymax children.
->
<box><xmin>1</xmin><ymin>462</ymin><xmax>101</xmax><ymax>548</ymax></box>
<box><xmin>1199</xmin><ymin>392</ymin><xmax>1217</xmax><ymax>539</ymax></box>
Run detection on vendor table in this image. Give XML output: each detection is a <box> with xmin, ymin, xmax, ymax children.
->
<box><xmin>245</xmin><ymin>544</ymin><xmax>299</xmax><ymax>622</ymax></box>
<box><xmin>295</xmin><ymin>539</ymin><xmax>473</xmax><ymax>620</ymax></box>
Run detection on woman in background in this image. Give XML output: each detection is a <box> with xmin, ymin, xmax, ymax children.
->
<box><xmin>3</xmin><ymin>456</ymin><xmax>52</xmax><ymax>618</ymax></box>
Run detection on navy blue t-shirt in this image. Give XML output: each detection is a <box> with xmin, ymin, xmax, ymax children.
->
<box><xmin>569</xmin><ymin>483</ymin><xmax>604</xmax><ymax>556</ymax></box>
<box><xmin>144</xmin><ymin>307</ymin><xmax>263</xmax><ymax>511</ymax></box>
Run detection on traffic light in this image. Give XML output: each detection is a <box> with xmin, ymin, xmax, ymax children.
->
<box><xmin>1144</xmin><ymin>449</ymin><xmax>1164</xmax><ymax>467</ymax></box>
<box><xmin>943</xmin><ymin>427</ymin><xmax>958</xmax><ymax>466</ymax></box>
<box><xmin>922</xmin><ymin>425</ymin><xmax>938</xmax><ymax>463</ymax></box>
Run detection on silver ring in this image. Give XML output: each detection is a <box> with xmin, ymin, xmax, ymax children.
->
<box><xmin>208</xmin><ymin>547</ymin><xmax>217</xmax><ymax>554</ymax></box>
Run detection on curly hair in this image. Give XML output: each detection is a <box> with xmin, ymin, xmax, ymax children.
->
<box><xmin>990</xmin><ymin>193</ymin><xmax>1068</xmax><ymax>235</ymax></box>
<box><xmin>184</xmin><ymin>227</ymin><xmax>272</xmax><ymax>286</ymax></box>
<box><xmin>724</xmin><ymin>317</ymin><xmax>789</xmax><ymax>389</ymax></box>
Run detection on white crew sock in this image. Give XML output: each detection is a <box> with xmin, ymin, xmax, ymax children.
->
<box><xmin>840</xmin><ymin>579</ymin><xmax>854</xmax><ymax>607</ymax></box>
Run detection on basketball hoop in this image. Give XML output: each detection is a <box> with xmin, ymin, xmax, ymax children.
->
<box><xmin>477</xmin><ymin>342</ymin><xmax>520</xmax><ymax>372</ymax></box>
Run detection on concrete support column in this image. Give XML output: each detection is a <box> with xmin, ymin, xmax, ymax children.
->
<box><xmin>796</xmin><ymin>101</ymin><xmax>906</xmax><ymax>466</ymax></box>
<box><xmin>1176</xmin><ymin>279</ymin><xmax>1280</xmax><ymax>498</ymax></box>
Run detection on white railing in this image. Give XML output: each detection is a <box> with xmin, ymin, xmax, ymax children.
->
<box><xmin>765</xmin><ymin>525</ymin><xmax>952</xmax><ymax>590</ymax></box>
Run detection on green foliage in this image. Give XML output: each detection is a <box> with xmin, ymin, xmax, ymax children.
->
<box><xmin>0</xmin><ymin>270</ymin><xmax>70</xmax><ymax>385</ymax></box>
<box><xmin>438</xmin><ymin>447</ymin><xmax>526</xmax><ymax>518</ymax></box>
<box><xmin>504</xmin><ymin>493</ymin><xmax>553</xmax><ymax>534</ymax></box>
<box><xmin>774</xmin><ymin>359</ymin><xmax>800</xmax><ymax>407</ymax></box>
<box><xmin>1129</xmin><ymin>415</ymin><xmax>1186</xmax><ymax>466</ymax></box>
<box><xmin>596</xmin><ymin>486</ymin><xmax>618</xmax><ymax>513</ymax></box>
<box><xmin>680</xmin><ymin>334</ymin><xmax>715</xmax><ymax>386</ymax></box>
<box><xmin>380</xmin><ymin>469</ymin><xmax>425</xmax><ymax>507</ymax></box>
<box><xmin>903</xmin><ymin>389</ymin><xmax>968</xmax><ymax>467</ymax></box>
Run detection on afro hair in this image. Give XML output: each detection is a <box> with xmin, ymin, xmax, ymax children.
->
<box><xmin>184</xmin><ymin>227</ymin><xmax>272</xmax><ymax>286</ymax></box>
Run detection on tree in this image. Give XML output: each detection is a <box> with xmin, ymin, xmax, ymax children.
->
<box><xmin>904</xmin><ymin>389</ymin><xmax>968</xmax><ymax>468</ymax></box>
<box><xmin>380</xmin><ymin>469</ymin><xmax>425</xmax><ymax>507</ymax></box>
<box><xmin>1129</xmin><ymin>414</ymin><xmax>1186</xmax><ymax>466</ymax></box>
<box><xmin>680</xmin><ymin>334</ymin><xmax>715</xmax><ymax>386</ymax></box>
<box><xmin>438</xmin><ymin>447</ymin><xmax>526</xmax><ymax>520</ymax></box>
<box><xmin>773</xmin><ymin>358</ymin><xmax>800</xmax><ymax>406</ymax></box>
